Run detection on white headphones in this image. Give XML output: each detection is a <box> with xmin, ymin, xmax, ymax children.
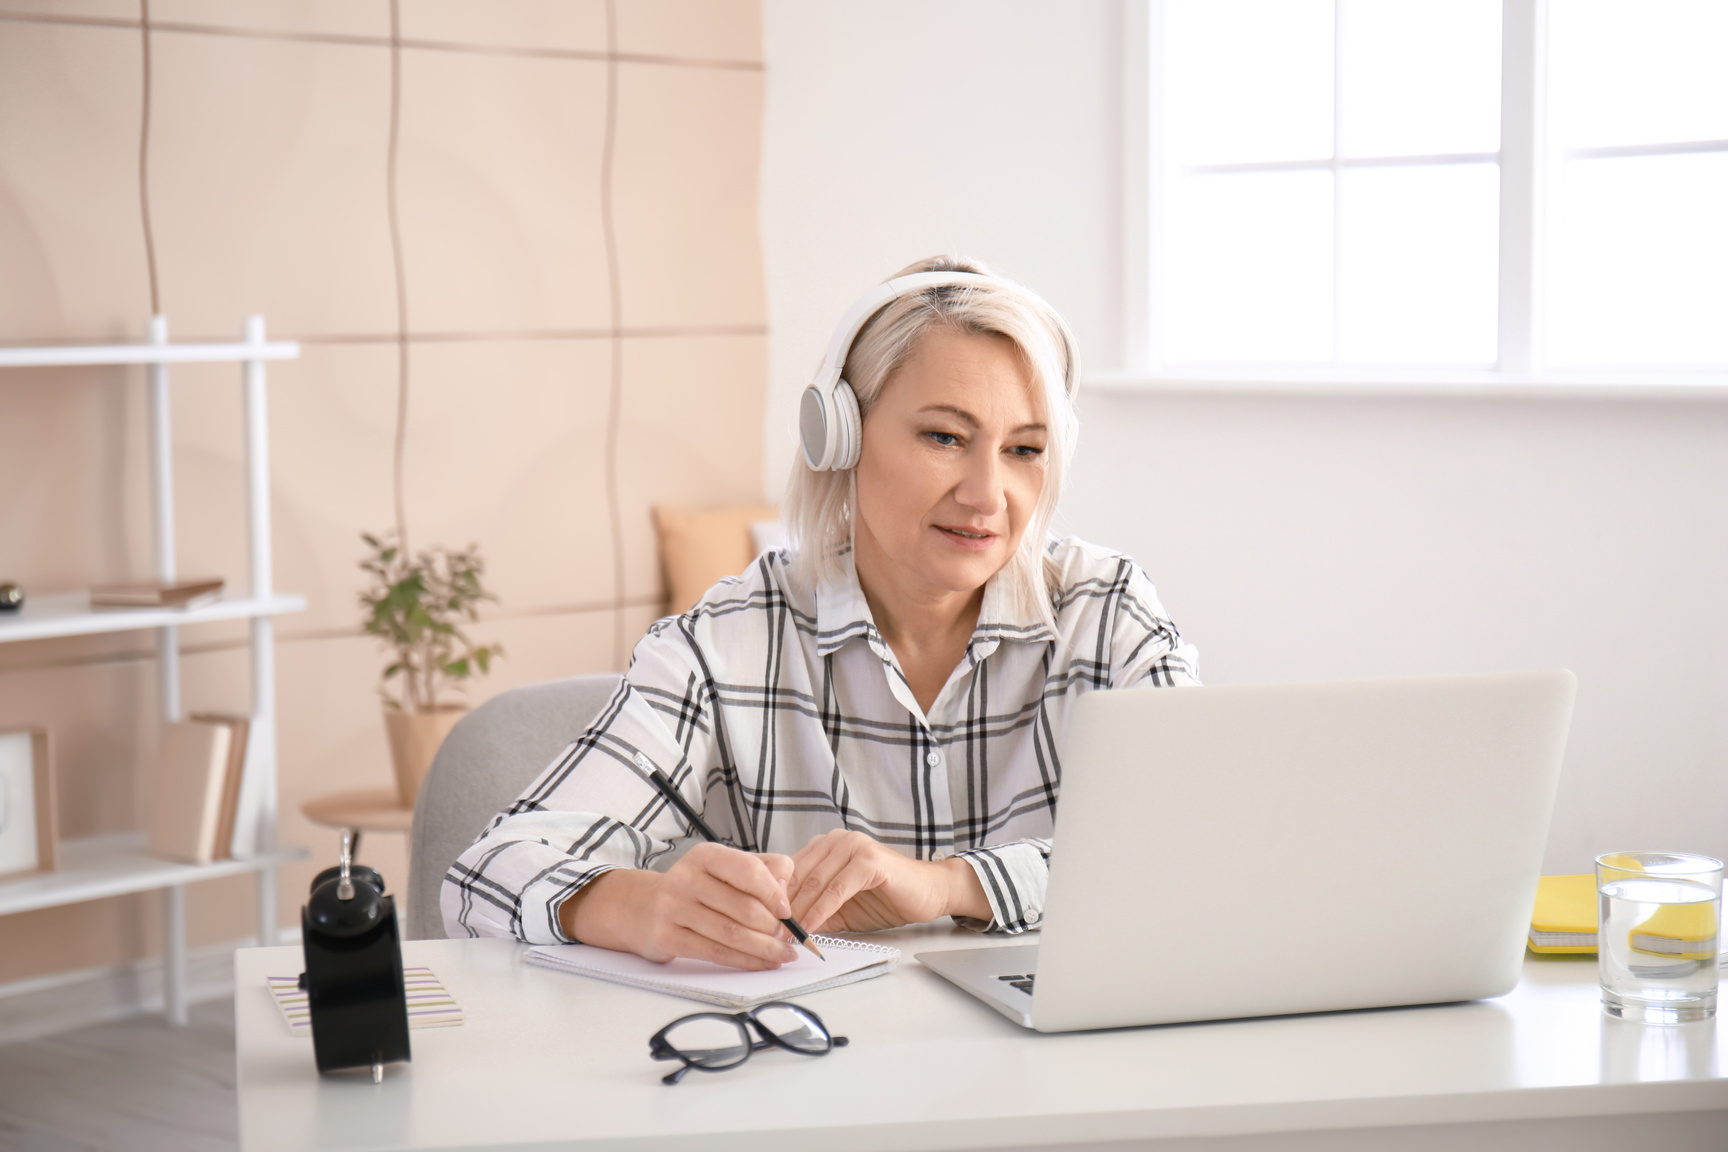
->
<box><xmin>799</xmin><ymin>271</ymin><xmax>1038</xmax><ymax>472</ymax></box>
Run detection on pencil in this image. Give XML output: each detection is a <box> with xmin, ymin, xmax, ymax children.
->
<box><xmin>637</xmin><ymin>759</ymin><xmax>825</xmax><ymax>962</ymax></box>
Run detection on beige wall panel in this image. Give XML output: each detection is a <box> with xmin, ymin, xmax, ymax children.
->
<box><xmin>614</xmin><ymin>334</ymin><xmax>768</xmax><ymax>603</ymax></box>
<box><xmin>399</xmin><ymin>339</ymin><xmax>614</xmax><ymax>617</ymax></box>
<box><xmin>153</xmin><ymin>359</ymin><xmax>249</xmax><ymax>606</ymax></box>
<box><xmin>616</xmin><ymin>0</ymin><xmax>762</xmax><ymax>64</ymax></box>
<box><xmin>174</xmin><ymin>626</ymin><xmax>256</xmax><ymax>718</ymax></box>
<box><xmin>0</xmin><ymin>895</ymin><xmax>155</xmax><ymax>986</ymax></box>
<box><xmin>150</xmin><ymin>0</ymin><xmax>390</xmax><ymax>38</ymax></box>
<box><xmin>399</xmin><ymin>0</ymin><xmax>605</xmax><ymax>55</ymax></box>
<box><xmin>146</xmin><ymin>29</ymin><xmax>397</xmax><ymax>339</ymax></box>
<box><xmin>612</xmin><ymin>62</ymin><xmax>765</xmax><ymax>330</ymax></box>
<box><xmin>0</xmin><ymin>649</ymin><xmax>151</xmax><ymax>837</ymax></box>
<box><xmin>0</xmin><ymin>365</ymin><xmax>151</xmax><ymax>590</ymax></box>
<box><xmin>155</xmin><ymin>345</ymin><xmax>398</xmax><ymax>636</ymax></box>
<box><xmin>397</xmin><ymin>49</ymin><xmax>609</xmax><ymax>336</ymax></box>
<box><xmin>0</xmin><ymin>875</ymin><xmax>263</xmax><ymax>986</ymax></box>
<box><xmin>267</xmin><ymin>343</ymin><xmax>400</xmax><ymax>636</ymax></box>
<box><xmin>467</xmin><ymin>604</ymin><xmax>625</xmax><ymax>697</ymax></box>
<box><xmin>271</xmin><ymin>631</ymin><xmax>390</xmax><ymax>925</ymax></box>
<box><xmin>181</xmin><ymin>872</ymin><xmax>257</xmax><ymax>948</ymax></box>
<box><xmin>0</xmin><ymin>2</ymin><xmax>136</xmax><ymax>23</ymax></box>
<box><xmin>0</xmin><ymin>22</ymin><xmax>151</xmax><ymax>341</ymax></box>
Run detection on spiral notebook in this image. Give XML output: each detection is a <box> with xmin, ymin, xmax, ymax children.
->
<box><xmin>524</xmin><ymin>935</ymin><xmax>900</xmax><ymax>1008</ymax></box>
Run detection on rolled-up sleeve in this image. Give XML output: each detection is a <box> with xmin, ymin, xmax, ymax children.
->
<box><xmin>952</xmin><ymin>838</ymin><xmax>1051</xmax><ymax>934</ymax></box>
<box><xmin>441</xmin><ymin>618</ymin><xmax>722</xmax><ymax>943</ymax></box>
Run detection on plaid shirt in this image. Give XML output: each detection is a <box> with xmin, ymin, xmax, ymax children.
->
<box><xmin>443</xmin><ymin>537</ymin><xmax>1199</xmax><ymax>943</ymax></box>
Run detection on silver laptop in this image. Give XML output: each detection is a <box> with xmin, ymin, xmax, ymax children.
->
<box><xmin>917</xmin><ymin>671</ymin><xmax>1576</xmax><ymax>1032</ymax></box>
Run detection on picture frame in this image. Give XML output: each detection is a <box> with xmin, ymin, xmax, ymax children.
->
<box><xmin>0</xmin><ymin>728</ymin><xmax>56</xmax><ymax>880</ymax></box>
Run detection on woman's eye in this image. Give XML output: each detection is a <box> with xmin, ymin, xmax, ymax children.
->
<box><xmin>1009</xmin><ymin>445</ymin><xmax>1045</xmax><ymax>460</ymax></box>
<box><xmin>926</xmin><ymin>431</ymin><xmax>960</xmax><ymax>447</ymax></box>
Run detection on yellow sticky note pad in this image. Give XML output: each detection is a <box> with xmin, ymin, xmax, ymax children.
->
<box><xmin>1528</xmin><ymin>874</ymin><xmax>1597</xmax><ymax>954</ymax></box>
<box><xmin>1630</xmin><ymin>900</ymin><xmax>1719</xmax><ymax>961</ymax></box>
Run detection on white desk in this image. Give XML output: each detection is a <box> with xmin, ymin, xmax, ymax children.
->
<box><xmin>234</xmin><ymin>925</ymin><xmax>1728</xmax><ymax>1151</ymax></box>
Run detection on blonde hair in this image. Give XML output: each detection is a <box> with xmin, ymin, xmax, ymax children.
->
<box><xmin>783</xmin><ymin>255</ymin><xmax>1080</xmax><ymax>630</ymax></box>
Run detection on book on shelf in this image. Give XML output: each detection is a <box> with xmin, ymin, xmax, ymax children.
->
<box><xmin>90</xmin><ymin>578</ymin><xmax>224</xmax><ymax>610</ymax></box>
<box><xmin>227</xmin><ymin>718</ymin><xmax>268</xmax><ymax>860</ymax></box>
<box><xmin>146</xmin><ymin>720</ymin><xmax>232</xmax><ymax>865</ymax></box>
<box><xmin>191</xmin><ymin>713</ymin><xmax>251</xmax><ymax>862</ymax></box>
<box><xmin>146</xmin><ymin>714</ymin><xmax>254</xmax><ymax>864</ymax></box>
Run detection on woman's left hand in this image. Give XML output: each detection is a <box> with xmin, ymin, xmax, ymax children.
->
<box><xmin>789</xmin><ymin>829</ymin><xmax>990</xmax><ymax>933</ymax></box>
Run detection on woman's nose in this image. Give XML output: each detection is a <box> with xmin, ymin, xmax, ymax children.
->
<box><xmin>953</xmin><ymin>451</ymin><xmax>1006</xmax><ymax>517</ymax></box>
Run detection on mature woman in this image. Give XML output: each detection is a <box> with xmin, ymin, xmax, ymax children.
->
<box><xmin>443</xmin><ymin>256</ymin><xmax>1198</xmax><ymax>969</ymax></box>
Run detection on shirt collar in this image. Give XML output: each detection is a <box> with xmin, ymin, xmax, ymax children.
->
<box><xmin>813</xmin><ymin>550</ymin><xmax>1057</xmax><ymax>662</ymax></box>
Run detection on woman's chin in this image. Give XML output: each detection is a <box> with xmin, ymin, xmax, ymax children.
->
<box><xmin>915</xmin><ymin>546</ymin><xmax>1008</xmax><ymax>594</ymax></box>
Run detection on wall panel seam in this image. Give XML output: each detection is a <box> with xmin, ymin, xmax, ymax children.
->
<box><xmin>0</xmin><ymin>13</ymin><xmax>764</xmax><ymax>71</ymax></box>
<box><xmin>599</xmin><ymin>0</ymin><xmax>628</xmax><ymax>670</ymax></box>
<box><xmin>0</xmin><ymin>328</ymin><xmax>770</xmax><ymax>348</ymax></box>
<box><xmin>292</xmin><ymin>326</ymin><xmax>772</xmax><ymax>344</ymax></box>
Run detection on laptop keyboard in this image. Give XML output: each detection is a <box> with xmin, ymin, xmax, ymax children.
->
<box><xmin>997</xmin><ymin>973</ymin><xmax>1035</xmax><ymax>995</ymax></box>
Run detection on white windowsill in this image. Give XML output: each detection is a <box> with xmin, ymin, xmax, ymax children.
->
<box><xmin>1086</xmin><ymin>368</ymin><xmax>1728</xmax><ymax>401</ymax></box>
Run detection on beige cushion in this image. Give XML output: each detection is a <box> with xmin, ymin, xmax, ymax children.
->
<box><xmin>652</xmin><ymin>504</ymin><xmax>780</xmax><ymax>615</ymax></box>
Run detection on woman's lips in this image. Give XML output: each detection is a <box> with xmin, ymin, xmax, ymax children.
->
<box><xmin>934</xmin><ymin>525</ymin><xmax>997</xmax><ymax>552</ymax></box>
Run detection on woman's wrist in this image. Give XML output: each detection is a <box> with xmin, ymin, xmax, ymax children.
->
<box><xmin>559</xmin><ymin>868</ymin><xmax>654</xmax><ymax>948</ymax></box>
<box><xmin>937</xmin><ymin>855</ymin><xmax>992</xmax><ymax>922</ymax></box>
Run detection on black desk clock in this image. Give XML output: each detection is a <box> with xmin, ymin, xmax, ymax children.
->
<box><xmin>300</xmin><ymin>831</ymin><xmax>411</xmax><ymax>1081</ymax></box>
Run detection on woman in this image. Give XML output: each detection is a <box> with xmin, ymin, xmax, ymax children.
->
<box><xmin>443</xmin><ymin>256</ymin><xmax>1198</xmax><ymax>969</ymax></box>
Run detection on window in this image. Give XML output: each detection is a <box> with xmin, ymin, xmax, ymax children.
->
<box><xmin>1546</xmin><ymin>0</ymin><xmax>1728</xmax><ymax>366</ymax></box>
<box><xmin>1137</xmin><ymin>0</ymin><xmax>1728</xmax><ymax>382</ymax></box>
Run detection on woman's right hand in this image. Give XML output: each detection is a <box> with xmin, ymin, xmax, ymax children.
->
<box><xmin>558</xmin><ymin>843</ymin><xmax>798</xmax><ymax>970</ymax></box>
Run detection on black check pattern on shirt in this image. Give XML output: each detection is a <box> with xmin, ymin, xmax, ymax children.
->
<box><xmin>444</xmin><ymin>538</ymin><xmax>1199</xmax><ymax>944</ymax></box>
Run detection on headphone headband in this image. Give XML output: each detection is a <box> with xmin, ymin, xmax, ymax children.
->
<box><xmin>801</xmin><ymin>271</ymin><xmax>1058</xmax><ymax>472</ymax></box>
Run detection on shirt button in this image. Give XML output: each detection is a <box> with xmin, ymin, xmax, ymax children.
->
<box><xmin>925</xmin><ymin>750</ymin><xmax>941</xmax><ymax>767</ymax></box>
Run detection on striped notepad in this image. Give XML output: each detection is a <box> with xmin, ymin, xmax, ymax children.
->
<box><xmin>267</xmin><ymin>967</ymin><xmax>464</xmax><ymax>1036</ymax></box>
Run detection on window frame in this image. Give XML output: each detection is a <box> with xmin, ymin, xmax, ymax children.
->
<box><xmin>1114</xmin><ymin>0</ymin><xmax>1728</xmax><ymax>394</ymax></box>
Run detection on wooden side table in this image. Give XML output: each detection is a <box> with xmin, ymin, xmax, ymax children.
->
<box><xmin>300</xmin><ymin>788</ymin><xmax>413</xmax><ymax>862</ymax></box>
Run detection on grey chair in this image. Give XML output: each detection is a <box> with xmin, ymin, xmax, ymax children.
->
<box><xmin>405</xmin><ymin>673</ymin><xmax>623</xmax><ymax>939</ymax></box>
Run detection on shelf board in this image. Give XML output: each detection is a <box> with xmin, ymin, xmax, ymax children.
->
<box><xmin>0</xmin><ymin>834</ymin><xmax>308</xmax><ymax>917</ymax></box>
<box><xmin>0</xmin><ymin>340</ymin><xmax>299</xmax><ymax>368</ymax></box>
<box><xmin>0</xmin><ymin>591</ymin><xmax>307</xmax><ymax>644</ymax></box>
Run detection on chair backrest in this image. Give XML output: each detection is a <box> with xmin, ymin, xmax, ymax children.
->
<box><xmin>406</xmin><ymin>674</ymin><xmax>623</xmax><ymax>939</ymax></box>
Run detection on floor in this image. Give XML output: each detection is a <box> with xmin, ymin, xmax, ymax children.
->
<box><xmin>0</xmin><ymin>999</ymin><xmax>236</xmax><ymax>1152</ymax></box>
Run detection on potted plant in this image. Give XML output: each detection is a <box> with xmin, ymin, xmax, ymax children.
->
<box><xmin>359</xmin><ymin>533</ymin><xmax>503</xmax><ymax>808</ymax></box>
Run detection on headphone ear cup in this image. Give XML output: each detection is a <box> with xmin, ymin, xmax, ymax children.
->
<box><xmin>831</xmin><ymin>379</ymin><xmax>862</xmax><ymax>470</ymax></box>
<box><xmin>799</xmin><ymin>384</ymin><xmax>833</xmax><ymax>470</ymax></box>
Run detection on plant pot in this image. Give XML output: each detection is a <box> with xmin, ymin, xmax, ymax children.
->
<box><xmin>383</xmin><ymin>706</ymin><xmax>467</xmax><ymax>809</ymax></box>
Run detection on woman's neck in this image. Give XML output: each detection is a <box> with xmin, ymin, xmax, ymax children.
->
<box><xmin>852</xmin><ymin>524</ymin><xmax>984</xmax><ymax>714</ymax></box>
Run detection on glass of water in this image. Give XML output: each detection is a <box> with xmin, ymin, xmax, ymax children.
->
<box><xmin>1596</xmin><ymin>851</ymin><xmax>1722</xmax><ymax>1024</ymax></box>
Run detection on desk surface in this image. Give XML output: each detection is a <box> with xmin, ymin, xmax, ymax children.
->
<box><xmin>234</xmin><ymin>925</ymin><xmax>1728</xmax><ymax>1152</ymax></box>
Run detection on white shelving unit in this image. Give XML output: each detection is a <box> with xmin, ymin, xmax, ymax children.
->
<box><xmin>0</xmin><ymin>317</ymin><xmax>309</xmax><ymax>1026</ymax></box>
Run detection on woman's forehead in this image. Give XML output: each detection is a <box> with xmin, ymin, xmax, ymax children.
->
<box><xmin>881</xmin><ymin>328</ymin><xmax>1044</xmax><ymax>423</ymax></box>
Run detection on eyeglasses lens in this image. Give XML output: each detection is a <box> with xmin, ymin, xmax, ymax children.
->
<box><xmin>755</xmin><ymin>1004</ymin><xmax>829</xmax><ymax>1053</ymax></box>
<box><xmin>663</xmin><ymin>1016</ymin><xmax>750</xmax><ymax>1068</ymax></box>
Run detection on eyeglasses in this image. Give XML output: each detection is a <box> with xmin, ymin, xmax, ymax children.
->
<box><xmin>648</xmin><ymin>1001</ymin><xmax>848</xmax><ymax>1085</ymax></box>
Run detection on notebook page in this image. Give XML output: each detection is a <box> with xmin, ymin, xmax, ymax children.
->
<box><xmin>526</xmin><ymin>935</ymin><xmax>897</xmax><ymax>1005</ymax></box>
